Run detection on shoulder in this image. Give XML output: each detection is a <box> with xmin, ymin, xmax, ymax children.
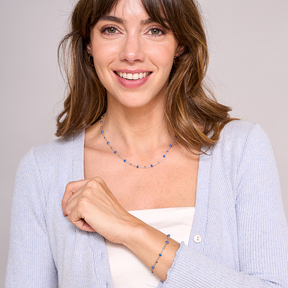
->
<box><xmin>16</xmin><ymin>130</ymin><xmax>85</xmax><ymax>186</ymax></box>
<box><xmin>215</xmin><ymin>120</ymin><xmax>272</xmax><ymax>154</ymax></box>
<box><xmin>207</xmin><ymin>121</ymin><xmax>280</xmax><ymax>204</ymax></box>
<box><xmin>31</xmin><ymin>130</ymin><xmax>84</xmax><ymax>166</ymax></box>
<box><xmin>210</xmin><ymin>120</ymin><xmax>275</xmax><ymax>178</ymax></box>
<box><xmin>219</xmin><ymin>120</ymin><xmax>268</xmax><ymax>144</ymax></box>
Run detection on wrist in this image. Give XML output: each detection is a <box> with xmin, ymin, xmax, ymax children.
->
<box><xmin>122</xmin><ymin>220</ymin><xmax>180</xmax><ymax>282</ymax></box>
<box><xmin>120</xmin><ymin>214</ymin><xmax>149</xmax><ymax>249</ymax></box>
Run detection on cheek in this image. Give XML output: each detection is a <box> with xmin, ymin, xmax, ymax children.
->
<box><xmin>148</xmin><ymin>44</ymin><xmax>176</xmax><ymax>68</ymax></box>
<box><xmin>148</xmin><ymin>48</ymin><xmax>175</xmax><ymax>81</ymax></box>
<box><xmin>92</xmin><ymin>42</ymin><xmax>118</xmax><ymax>73</ymax></box>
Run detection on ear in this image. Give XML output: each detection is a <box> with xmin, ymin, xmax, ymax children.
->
<box><xmin>87</xmin><ymin>43</ymin><xmax>92</xmax><ymax>55</ymax></box>
<box><xmin>175</xmin><ymin>45</ymin><xmax>185</xmax><ymax>57</ymax></box>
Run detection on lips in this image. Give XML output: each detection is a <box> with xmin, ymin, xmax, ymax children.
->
<box><xmin>114</xmin><ymin>70</ymin><xmax>152</xmax><ymax>88</ymax></box>
<box><xmin>114</xmin><ymin>70</ymin><xmax>152</xmax><ymax>81</ymax></box>
<box><xmin>116</xmin><ymin>71</ymin><xmax>152</xmax><ymax>80</ymax></box>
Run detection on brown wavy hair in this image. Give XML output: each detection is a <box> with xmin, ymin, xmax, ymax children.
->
<box><xmin>56</xmin><ymin>0</ymin><xmax>236</xmax><ymax>150</ymax></box>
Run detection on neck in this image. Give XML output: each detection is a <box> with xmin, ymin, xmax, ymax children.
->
<box><xmin>103</xmin><ymin>104</ymin><xmax>172</xmax><ymax>155</ymax></box>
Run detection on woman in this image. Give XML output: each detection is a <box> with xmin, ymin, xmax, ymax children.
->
<box><xmin>5</xmin><ymin>0</ymin><xmax>288</xmax><ymax>287</ymax></box>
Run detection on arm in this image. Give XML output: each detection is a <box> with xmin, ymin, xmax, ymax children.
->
<box><xmin>158</xmin><ymin>124</ymin><xmax>288</xmax><ymax>287</ymax></box>
<box><xmin>5</xmin><ymin>149</ymin><xmax>57</xmax><ymax>288</ymax></box>
<box><xmin>62</xmin><ymin>125</ymin><xmax>288</xmax><ymax>287</ymax></box>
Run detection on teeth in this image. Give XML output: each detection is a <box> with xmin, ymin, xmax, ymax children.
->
<box><xmin>127</xmin><ymin>73</ymin><xmax>132</xmax><ymax>80</ymax></box>
<box><xmin>117</xmin><ymin>72</ymin><xmax>150</xmax><ymax>80</ymax></box>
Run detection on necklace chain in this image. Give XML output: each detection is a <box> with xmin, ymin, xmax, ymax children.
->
<box><xmin>100</xmin><ymin>115</ymin><xmax>176</xmax><ymax>168</ymax></box>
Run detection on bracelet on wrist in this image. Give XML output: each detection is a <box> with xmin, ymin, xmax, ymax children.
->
<box><xmin>150</xmin><ymin>234</ymin><xmax>171</xmax><ymax>274</ymax></box>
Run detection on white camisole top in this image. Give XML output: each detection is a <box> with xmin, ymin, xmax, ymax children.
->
<box><xmin>105</xmin><ymin>207</ymin><xmax>195</xmax><ymax>288</ymax></box>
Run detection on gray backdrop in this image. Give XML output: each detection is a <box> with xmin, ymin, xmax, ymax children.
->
<box><xmin>1</xmin><ymin>0</ymin><xmax>287</xmax><ymax>285</ymax></box>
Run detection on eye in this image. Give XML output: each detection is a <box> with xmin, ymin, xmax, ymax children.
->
<box><xmin>101</xmin><ymin>26</ymin><xmax>119</xmax><ymax>35</ymax></box>
<box><xmin>107</xmin><ymin>27</ymin><xmax>117</xmax><ymax>33</ymax></box>
<box><xmin>148</xmin><ymin>27</ymin><xmax>165</xmax><ymax>36</ymax></box>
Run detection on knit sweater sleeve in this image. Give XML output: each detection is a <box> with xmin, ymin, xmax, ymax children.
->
<box><xmin>160</xmin><ymin>124</ymin><xmax>288</xmax><ymax>288</ymax></box>
<box><xmin>5</xmin><ymin>148</ymin><xmax>58</xmax><ymax>288</ymax></box>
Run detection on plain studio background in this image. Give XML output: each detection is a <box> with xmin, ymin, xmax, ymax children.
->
<box><xmin>0</xmin><ymin>0</ymin><xmax>287</xmax><ymax>285</ymax></box>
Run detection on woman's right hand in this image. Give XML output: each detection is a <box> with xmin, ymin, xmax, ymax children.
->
<box><xmin>62</xmin><ymin>177</ymin><xmax>141</xmax><ymax>244</ymax></box>
<box><xmin>62</xmin><ymin>177</ymin><xmax>180</xmax><ymax>282</ymax></box>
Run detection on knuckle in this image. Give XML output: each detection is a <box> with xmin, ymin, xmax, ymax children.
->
<box><xmin>65</xmin><ymin>181</ymin><xmax>75</xmax><ymax>191</ymax></box>
<box><xmin>94</xmin><ymin>177</ymin><xmax>104</xmax><ymax>183</ymax></box>
<box><xmin>87</xmin><ymin>177</ymin><xmax>105</xmax><ymax>189</ymax></box>
<box><xmin>65</xmin><ymin>207</ymin><xmax>71</xmax><ymax>216</ymax></box>
<box><xmin>78</xmin><ymin>197</ymin><xmax>90</xmax><ymax>208</ymax></box>
<box><xmin>86</xmin><ymin>179</ymin><xmax>99</xmax><ymax>188</ymax></box>
<box><xmin>82</xmin><ymin>187</ymin><xmax>94</xmax><ymax>197</ymax></box>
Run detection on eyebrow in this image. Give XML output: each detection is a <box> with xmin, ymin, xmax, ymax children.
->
<box><xmin>98</xmin><ymin>15</ymin><xmax>156</xmax><ymax>26</ymax></box>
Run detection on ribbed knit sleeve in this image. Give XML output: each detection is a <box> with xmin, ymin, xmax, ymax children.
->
<box><xmin>161</xmin><ymin>124</ymin><xmax>288</xmax><ymax>288</ymax></box>
<box><xmin>5</xmin><ymin>148</ymin><xmax>58</xmax><ymax>288</ymax></box>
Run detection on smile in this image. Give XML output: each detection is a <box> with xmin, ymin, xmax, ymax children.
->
<box><xmin>115</xmin><ymin>71</ymin><xmax>152</xmax><ymax>80</ymax></box>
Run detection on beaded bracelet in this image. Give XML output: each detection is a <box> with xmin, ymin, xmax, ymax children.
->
<box><xmin>150</xmin><ymin>234</ymin><xmax>171</xmax><ymax>273</ymax></box>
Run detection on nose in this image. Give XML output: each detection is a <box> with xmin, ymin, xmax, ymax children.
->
<box><xmin>119</xmin><ymin>32</ymin><xmax>145</xmax><ymax>63</ymax></box>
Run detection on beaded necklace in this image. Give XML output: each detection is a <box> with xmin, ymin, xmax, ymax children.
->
<box><xmin>100</xmin><ymin>115</ymin><xmax>176</xmax><ymax>168</ymax></box>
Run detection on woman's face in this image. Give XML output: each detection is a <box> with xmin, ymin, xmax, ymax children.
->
<box><xmin>88</xmin><ymin>0</ymin><xmax>181</xmax><ymax>111</ymax></box>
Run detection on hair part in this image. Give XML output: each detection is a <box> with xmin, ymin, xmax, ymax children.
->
<box><xmin>56</xmin><ymin>0</ymin><xmax>236</xmax><ymax>151</ymax></box>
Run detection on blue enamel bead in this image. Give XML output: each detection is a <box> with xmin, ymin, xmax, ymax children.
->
<box><xmin>114</xmin><ymin>151</ymin><xmax>117</xmax><ymax>154</ymax></box>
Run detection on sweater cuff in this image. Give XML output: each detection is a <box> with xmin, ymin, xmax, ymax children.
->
<box><xmin>160</xmin><ymin>241</ymin><xmax>187</xmax><ymax>287</ymax></box>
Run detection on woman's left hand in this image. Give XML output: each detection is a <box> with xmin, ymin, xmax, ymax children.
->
<box><xmin>62</xmin><ymin>177</ymin><xmax>139</xmax><ymax>244</ymax></box>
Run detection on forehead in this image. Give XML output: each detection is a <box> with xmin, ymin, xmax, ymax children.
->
<box><xmin>107</xmin><ymin>0</ymin><xmax>147</xmax><ymax>19</ymax></box>
<box><xmin>96</xmin><ymin>0</ymin><xmax>171</xmax><ymax>31</ymax></box>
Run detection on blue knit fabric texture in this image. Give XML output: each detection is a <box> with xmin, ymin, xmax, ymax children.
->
<box><xmin>5</xmin><ymin>121</ymin><xmax>288</xmax><ymax>288</ymax></box>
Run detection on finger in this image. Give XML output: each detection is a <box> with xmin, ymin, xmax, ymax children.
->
<box><xmin>64</xmin><ymin>190</ymin><xmax>82</xmax><ymax>217</ymax></box>
<box><xmin>64</xmin><ymin>186</ymin><xmax>97</xmax><ymax>218</ymax></box>
<box><xmin>62</xmin><ymin>179</ymin><xmax>89</xmax><ymax>216</ymax></box>
<box><xmin>68</xmin><ymin>205</ymin><xmax>96</xmax><ymax>232</ymax></box>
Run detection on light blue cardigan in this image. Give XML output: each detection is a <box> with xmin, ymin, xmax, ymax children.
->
<box><xmin>5</xmin><ymin>121</ymin><xmax>288</xmax><ymax>288</ymax></box>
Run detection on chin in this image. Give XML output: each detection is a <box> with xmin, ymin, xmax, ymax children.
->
<box><xmin>108</xmin><ymin>90</ymin><xmax>163</xmax><ymax>110</ymax></box>
<box><xmin>116</xmin><ymin>98</ymin><xmax>155</xmax><ymax>109</ymax></box>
